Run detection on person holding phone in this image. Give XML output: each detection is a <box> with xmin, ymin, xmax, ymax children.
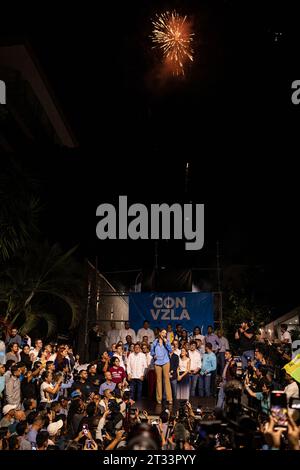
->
<box><xmin>235</xmin><ymin>320</ymin><xmax>255</xmax><ymax>369</ymax></box>
<box><xmin>263</xmin><ymin>414</ymin><xmax>300</xmax><ymax>450</ymax></box>
<box><xmin>40</xmin><ymin>370</ymin><xmax>63</xmax><ymax>403</ymax></box>
<box><xmin>245</xmin><ymin>378</ymin><xmax>271</xmax><ymax>416</ymax></box>
<box><xmin>269</xmin><ymin>391</ymin><xmax>288</xmax><ymax>430</ymax></box>
<box><xmin>84</xmin><ymin>439</ymin><xmax>98</xmax><ymax>450</ymax></box>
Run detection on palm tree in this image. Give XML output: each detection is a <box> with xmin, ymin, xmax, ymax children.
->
<box><xmin>0</xmin><ymin>241</ymin><xmax>83</xmax><ymax>338</ymax></box>
<box><xmin>0</xmin><ymin>157</ymin><xmax>40</xmax><ymax>261</ymax></box>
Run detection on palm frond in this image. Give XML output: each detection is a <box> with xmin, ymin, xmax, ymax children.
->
<box><xmin>19</xmin><ymin>315</ymin><xmax>40</xmax><ymax>335</ymax></box>
<box><xmin>38</xmin><ymin>289</ymin><xmax>81</xmax><ymax>328</ymax></box>
<box><xmin>0</xmin><ymin>158</ymin><xmax>40</xmax><ymax>261</ymax></box>
<box><xmin>37</xmin><ymin>312</ymin><xmax>57</xmax><ymax>338</ymax></box>
<box><xmin>20</xmin><ymin>311</ymin><xmax>57</xmax><ymax>338</ymax></box>
<box><xmin>0</xmin><ymin>238</ymin><xmax>83</xmax><ymax>335</ymax></box>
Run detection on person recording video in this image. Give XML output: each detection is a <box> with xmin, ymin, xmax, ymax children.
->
<box><xmin>235</xmin><ymin>320</ymin><xmax>255</xmax><ymax>369</ymax></box>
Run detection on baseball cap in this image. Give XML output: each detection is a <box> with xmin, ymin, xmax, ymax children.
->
<box><xmin>70</xmin><ymin>390</ymin><xmax>81</xmax><ymax>398</ymax></box>
<box><xmin>3</xmin><ymin>404</ymin><xmax>17</xmax><ymax>415</ymax></box>
<box><xmin>47</xmin><ymin>419</ymin><xmax>63</xmax><ymax>436</ymax></box>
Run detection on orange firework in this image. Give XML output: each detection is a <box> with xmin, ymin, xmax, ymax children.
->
<box><xmin>151</xmin><ymin>10</ymin><xmax>194</xmax><ymax>76</ymax></box>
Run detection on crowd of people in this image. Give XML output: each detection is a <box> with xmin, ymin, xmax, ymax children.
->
<box><xmin>0</xmin><ymin>320</ymin><xmax>299</xmax><ymax>451</ymax></box>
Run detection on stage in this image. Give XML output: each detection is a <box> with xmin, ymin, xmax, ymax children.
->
<box><xmin>132</xmin><ymin>397</ymin><xmax>216</xmax><ymax>418</ymax></box>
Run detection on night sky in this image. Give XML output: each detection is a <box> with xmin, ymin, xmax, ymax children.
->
<box><xmin>2</xmin><ymin>1</ymin><xmax>300</xmax><ymax>314</ymax></box>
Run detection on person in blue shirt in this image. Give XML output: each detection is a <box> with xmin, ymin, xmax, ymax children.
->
<box><xmin>99</xmin><ymin>371</ymin><xmax>116</xmax><ymax>396</ymax></box>
<box><xmin>199</xmin><ymin>342</ymin><xmax>217</xmax><ymax>398</ymax></box>
<box><xmin>150</xmin><ymin>328</ymin><xmax>172</xmax><ymax>404</ymax></box>
<box><xmin>245</xmin><ymin>378</ymin><xmax>271</xmax><ymax>416</ymax></box>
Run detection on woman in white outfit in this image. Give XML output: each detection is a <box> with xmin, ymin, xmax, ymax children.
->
<box><xmin>176</xmin><ymin>347</ymin><xmax>191</xmax><ymax>401</ymax></box>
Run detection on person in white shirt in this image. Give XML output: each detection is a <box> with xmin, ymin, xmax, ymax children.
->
<box><xmin>189</xmin><ymin>341</ymin><xmax>202</xmax><ymax>397</ymax></box>
<box><xmin>284</xmin><ymin>373</ymin><xmax>299</xmax><ymax>414</ymax></box>
<box><xmin>105</xmin><ymin>321</ymin><xmax>120</xmax><ymax>349</ymax></box>
<box><xmin>40</xmin><ymin>371</ymin><xmax>62</xmax><ymax>403</ymax></box>
<box><xmin>126</xmin><ymin>343</ymin><xmax>147</xmax><ymax>401</ymax></box>
<box><xmin>118</xmin><ymin>321</ymin><xmax>136</xmax><ymax>344</ymax></box>
<box><xmin>280</xmin><ymin>324</ymin><xmax>292</xmax><ymax>344</ymax></box>
<box><xmin>195</xmin><ymin>338</ymin><xmax>205</xmax><ymax>359</ymax></box>
<box><xmin>141</xmin><ymin>344</ymin><xmax>152</xmax><ymax>368</ymax></box>
<box><xmin>99</xmin><ymin>389</ymin><xmax>113</xmax><ymax>413</ymax></box>
<box><xmin>30</xmin><ymin>339</ymin><xmax>43</xmax><ymax>362</ymax></box>
<box><xmin>192</xmin><ymin>326</ymin><xmax>205</xmax><ymax>344</ymax></box>
<box><xmin>137</xmin><ymin>321</ymin><xmax>155</xmax><ymax>344</ymax></box>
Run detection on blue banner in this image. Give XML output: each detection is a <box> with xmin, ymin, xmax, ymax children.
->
<box><xmin>129</xmin><ymin>292</ymin><xmax>214</xmax><ymax>335</ymax></box>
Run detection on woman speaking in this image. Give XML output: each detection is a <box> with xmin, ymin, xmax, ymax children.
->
<box><xmin>150</xmin><ymin>328</ymin><xmax>173</xmax><ymax>404</ymax></box>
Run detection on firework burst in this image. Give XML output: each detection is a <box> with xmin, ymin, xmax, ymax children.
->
<box><xmin>151</xmin><ymin>10</ymin><xmax>194</xmax><ymax>76</ymax></box>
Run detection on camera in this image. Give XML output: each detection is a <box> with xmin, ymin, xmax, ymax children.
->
<box><xmin>233</xmin><ymin>356</ymin><xmax>243</xmax><ymax>377</ymax></box>
<box><xmin>177</xmin><ymin>402</ymin><xmax>189</xmax><ymax>423</ymax></box>
<box><xmin>108</xmin><ymin>399</ymin><xmax>120</xmax><ymax>414</ymax></box>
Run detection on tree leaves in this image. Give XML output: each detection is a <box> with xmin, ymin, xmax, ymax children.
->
<box><xmin>0</xmin><ymin>158</ymin><xmax>84</xmax><ymax>339</ymax></box>
<box><xmin>0</xmin><ymin>158</ymin><xmax>40</xmax><ymax>261</ymax></box>
<box><xmin>0</xmin><ymin>241</ymin><xmax>83</xmax><ymax>339</ymax></box>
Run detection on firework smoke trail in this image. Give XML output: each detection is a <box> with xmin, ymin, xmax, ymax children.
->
<box><xmin>151</xmin><ymin>11</ymin><xmax>194</xmax><ymax>76</ymax></box>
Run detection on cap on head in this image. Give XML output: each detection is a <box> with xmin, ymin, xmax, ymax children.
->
<box><xmin>3</xmin><ymin>404</ymin><xmax>17</xmax><ymax>415</ymax></box>
<box><xmin>47</xmin><ymin>419</ymin><xmax>63</xmax><ymax>436</ymax></box>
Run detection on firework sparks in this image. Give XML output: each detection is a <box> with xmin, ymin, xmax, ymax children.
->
<box><xmin>151</xmin><ymin>10</ymin><xmax>194</xmax><ymax>76</ymax></box>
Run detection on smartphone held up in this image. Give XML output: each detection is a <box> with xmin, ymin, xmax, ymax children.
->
<box><xmin>270</xmin><ymin>391</ymin><xmax>288</xmax><ymax>430</ymax></box>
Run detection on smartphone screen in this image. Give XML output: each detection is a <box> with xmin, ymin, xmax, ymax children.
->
<box><xmin>82</xmin><ymin>424</ymin><xmax>89</xmax><ymax>435</ymax></box>
<box><xmin>86</xmin><ymin>439</ymin><xmax>92</xmax><ymax>449</ymax></box>
<box><xmin>271</xmin><ymin>405</ymin><xmax>288</xmax><ymax>429</ymax></box>
<box><xmin>270</xmin><ymin>391</ymin><xmax>288</xmax><ymax>429</ymax></box>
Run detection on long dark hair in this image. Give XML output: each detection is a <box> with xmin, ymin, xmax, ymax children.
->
<box><xmin>180</xmin><ymin>347</ymin><xmax>189</xmax><ymax>359</ymax></box>
<box><xmin>111</xmin><ymin>356</ymin><xmax>120</xmax><ymax>367</ymax></box>
<box><xmin>181</xmin><ymin>330</ymin><xmax>188</xmax><ymax>340</ymax></box>
<box><xmin>55</xmin><ymin>347</ymin><xmax>67</xmax><ymax>371</ymax></box>
<box><xmin>41</xmin><ymin>370</ymin><xmax>52</xmax><ymax>382</ymax></box>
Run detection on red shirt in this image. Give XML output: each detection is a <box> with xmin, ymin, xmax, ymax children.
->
<box><xmin>109</xmin><ymin>366</ymin><xmax>126</xmax><ymax>384</ymax></box>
